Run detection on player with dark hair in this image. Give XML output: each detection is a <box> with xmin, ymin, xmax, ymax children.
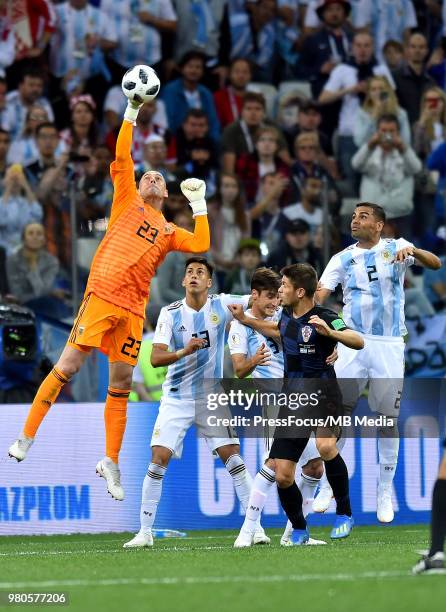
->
<box><xmin>316</xmin><ymin>202</ymin><xmax>441</xmax><ymax>522</ymax></box>
<box><xmin>123</xmin><ymin>257</ymin><xmax>269</xmax><ymax>548</ymax></box>
<box><xmin>228</xmin><ymin>266</ymin><xmax>331</xmax><ymax>546</ymax></box>
<box><xmin>229</xmin><ymin>263</ymin><xmax>364</xmax><ymax>546</ymax></box>
<box><xmin>413</xmin><ymin>441</ymin><xmax>446</xmax><ymax>574</ymax></box>
<box><xmin>8</xmin><ymin>95</ymin><xmax>210</xmax><ymax>502</ymax></box>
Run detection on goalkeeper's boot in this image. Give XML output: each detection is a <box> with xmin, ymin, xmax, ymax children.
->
<box><xmin>123</xmin><ymin>531</ymin><xmax>153</xmax><ymax>548</ymax></box>
<box><xmin>289</xmin><ymin>528</ymin><xmax>310</xmax><ymax>546</ymax></box>
<box><xmin>8</xmin><ymin>436</ymin><xmax>34</xmax><ymax>462</ymax></box>
<box><xmin>253</xmin><ymin>525</ymin><xmax>271</xmax><ymax>545</ymax></box>
<box><xmin>234</xmin><ymin>528</ymin><xmax>254</xmax><ymax>548</ymax></box>
<box><xmin>330</xmin><ymin>514</ymin><xmax>354</xmax><ymax>539</ymax></box>
<box><xmin>412</xmin><ymin>552</ymin><xmax>445</xmax><ymax>575</ymax></box>
<box><xmin>96</xmin><ymin>457</ymin><xmax>124</xmax><ymax>501</ymax></box>
<box><xmin>312</xmin><ymin>483</ymin><xmax>333</xmax><ymax>513</ymax></box>
<box><xmin>377</xmin><ymin>485</ymin><xmax>394</xmax><ymax>523</ymax></box>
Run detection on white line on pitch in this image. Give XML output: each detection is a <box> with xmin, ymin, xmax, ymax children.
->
<box><xmin>0</xmin><ymin>545</ymin><xmax>228</xmax><ymax>558</ymax></box>
<box><xmin>0</xmin><ymin>528</ymin><xmax>426</xmax><ymax>545</ymax></box>
<box><xmin>0</xmin><ymin>570</ymin><xmax>414</xmax><ymax>589</ymax></box>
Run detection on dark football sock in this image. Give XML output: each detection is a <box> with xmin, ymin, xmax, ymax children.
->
<box><xmin>277</xmin><ymin>483</ymin><xmax>306</xmax><ymax>530</ymax></box>
<box><xmin>324</xmin><ymin>453</ymin><xmax>352</xmax><ymax>517</ymax></box>
<box><xmin>429</xmin><ymin>479</ymin><xmax>446</xmax><ymax>556</ymax></box>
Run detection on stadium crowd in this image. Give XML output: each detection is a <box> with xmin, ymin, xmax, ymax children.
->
<box><xmin>0</xmin><ymin>0</ymin><xmax>445</xmax><ymax>327</ymax></box>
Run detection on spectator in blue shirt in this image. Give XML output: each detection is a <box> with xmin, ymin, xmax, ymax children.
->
<box><xmin>427</xmin><ymin>139</ymin><xmax>446</xmax><ymax>225</ymax></box>
<box><xmin>161</xmin><ymin>51</ymin><xmax>220</xmax><ymax>141</ymax></box>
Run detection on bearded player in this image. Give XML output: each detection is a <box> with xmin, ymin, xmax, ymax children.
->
<box><xmin>8</xmin><ymin>94</ymin><xmax>210</xmax><ymax>501</ymax></box>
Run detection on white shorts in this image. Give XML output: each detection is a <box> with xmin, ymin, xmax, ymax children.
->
<box><xmin>151</xmin><ymin>396</ymin><xmax>240</xmax><ymax>459</ymax></box>
<box><xmin>298</xmin><ymin>436</ymin><xmax>320</xmax><ymax>467</ymax></box>
<box><xmin>334</xmin><ymin>334</ymin><xmax>404</xmax><ymax>417</ymax></box>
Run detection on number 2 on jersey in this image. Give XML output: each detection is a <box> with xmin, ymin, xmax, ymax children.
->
<box><xmin>366</xmin><ymin>264</ymin><xmax>378</xmax><ymax>282</ymax></box>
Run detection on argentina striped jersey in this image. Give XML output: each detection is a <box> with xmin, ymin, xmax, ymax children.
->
<box><xmin>153</xmin><ymin>293</ymin><xmax>250</xmax><ymax>399</ymax></box>
<box><xmin>228</xmin><ymin>309</ymin><xmax>284</xmax><ymax>379</ymax></box>
<box><xmin>319</xmin><ymin>238</ymin><xmax>414</xmax><ymax>337</ymax></box>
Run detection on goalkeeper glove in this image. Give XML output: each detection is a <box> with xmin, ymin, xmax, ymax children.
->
<box><xmin>180</xmin><ymin>178</ymin><xmax>207</xmax><ymax>217</ymax></box>
<box><xmin>124</xmin><ymin>99</ymin><xmax>143</xmax><ymax>124</ymax></box>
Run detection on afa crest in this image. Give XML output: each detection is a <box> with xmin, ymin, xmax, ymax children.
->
<box><xmin>210</xmin><ymin>312</ymin><xmax>220</xmax><ymax>325</ymax></box>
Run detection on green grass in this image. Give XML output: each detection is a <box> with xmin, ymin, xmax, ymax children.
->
<box><xmin>1</xmin><ymin>526</ymin><xmax>445</xmax><ymax>612</ymax></box>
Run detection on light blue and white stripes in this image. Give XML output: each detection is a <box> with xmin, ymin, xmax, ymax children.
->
<box><xmin>321</xmin><ymin>238</ymin><xmax>414</xmax><ymax>337</ymax></box>
<box><xmin>153</xmin><ymin>294</ymin><xmax>250</xmax><ymax>400</ymax></box>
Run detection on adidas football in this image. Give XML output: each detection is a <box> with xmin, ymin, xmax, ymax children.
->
<box><xmin>121</xmin><ymin>65</ymin><xmax>161</xmax><ymax>104</ymax></box>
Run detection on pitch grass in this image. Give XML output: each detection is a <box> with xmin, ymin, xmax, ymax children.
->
<box><xmin>1</xmin><ymin>526</ymin><xmax>445</xmax><ymax>612</ymax></box>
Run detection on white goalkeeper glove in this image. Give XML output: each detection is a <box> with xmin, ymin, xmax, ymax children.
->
<box><xmin>124</xmin><ymin>99</ymin><xmax>143</xmax><ymax>124</ymax></box>
<box><xmin>180</xmin><ymin>178</ymin><xmax>207</xmax><ymax>217</ymax></box>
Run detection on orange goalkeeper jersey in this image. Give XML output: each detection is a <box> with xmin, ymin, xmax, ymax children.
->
<box><xmin>85</xmin><ymin>120</ymin><xmax>210</xmax><ymax>318</ymax></box>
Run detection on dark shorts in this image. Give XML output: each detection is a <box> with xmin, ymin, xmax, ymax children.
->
<box><xmin>269</xmin><ymin>437</ymin><xmax>310</xmax><ymax>464</ymax></box>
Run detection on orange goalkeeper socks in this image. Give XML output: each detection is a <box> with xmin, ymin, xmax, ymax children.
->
<box><xmin>104</xmin><ymin>387</ymin><xmax>130</xmax><ymax>464</ymax></box>
<box><xmin>23</xmin><ymin>368</ymin><xmax>70</xmax><ymax>438</ymax></box>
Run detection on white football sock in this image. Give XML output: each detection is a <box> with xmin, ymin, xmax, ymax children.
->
<box><xmin>225</xmin><ymin>454</ymin><xmax>253</xmax><ymax>512</ymax></box>
<box><xmin>299</xmin><ymin>473</ymin><xmax>321</xmax><ymax>517</ymax></box>
<box><xmin>378</xmin><ymin>436</ymin><xmax>399</xmax><ymax>488</ymax></box>
<box><xmin>140</xmin><ymin>463</ymin><xmax>166</xmax><ymax>534</ymax></box>
<box><xmin>241</xmin><ymin>465</ymin><xmax>276</xmax><ymax>534</ymax></box>
<box><xmin>317</xmin><ymin>471</ymin><xmax>331</xmax><ymax>491</ymax></box>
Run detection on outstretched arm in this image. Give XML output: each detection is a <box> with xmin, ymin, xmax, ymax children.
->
<box><xmin>171</xmin><ymin>216</ymin><xmax>210</xmax><ymax>253</ymax></box>
<box><xmin>170</xmin><ymin>178</ymin><xmax>210</xmax><ymax>252</ymax></box>
<box><xmin>108</xmin><ymin>120</ymin><xmax>137</xmax><ymax>226</ymax></box>
<box><xmin>308</xmin><ymin>315</ymin><xmax>364</xmax><ymax>350</ymax></box>
<box><xmin>108</xmin><ymin>97</ymin><xmax>144</xmax><ymax>226</ymax></box>
<box><xmin>395</xmin><ymin>246</ymin><xmax>442</xmax><ymax>270</ymax></box>
<box><xmin>115</xmin><ymin>119</ymin><xmax>133</xmax><ymax>164</ymax></box>
<box><xmin>227</xmin><ymin>304</ymin><xmax>281</xmax><ymax>340</ymax></box>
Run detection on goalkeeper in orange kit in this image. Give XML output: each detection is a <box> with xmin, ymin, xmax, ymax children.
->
<box><xmin>8</xmin><ymin>96</ymin><xmax>210</xmax><ymax>501</ymax></box>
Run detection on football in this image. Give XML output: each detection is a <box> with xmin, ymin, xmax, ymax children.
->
<box><xmin>121</xmin><ymin>64</ymin><xmax>161</xmax><ymax>104</ymax></box>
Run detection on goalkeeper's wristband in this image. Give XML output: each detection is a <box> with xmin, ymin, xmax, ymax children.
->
<box><xmin>188</xmin><ymin>199</ymin><xmax>207</xmax><ymax>217</ymax></box>
<box><xmin>124</xmin><ymin>101</ymin><xmax>141</xmax><ymax>124</ymax></box>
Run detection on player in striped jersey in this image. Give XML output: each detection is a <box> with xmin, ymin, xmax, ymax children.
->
<box><xmin>228</xmin><ymin>268</ymin><xmax>284</xmax><ymax>381</ymax></box>
<box><xmin>316</xmin><ymin>202</ymin><xmax>441</xmax><ymax>522</ymax></box>
<box><xmin>123</xmin><ymin>257</ymin><xmax>269</xmax><ymax>548</ymax></box>
<box><xmin>8</xmin><ymin>95</ymin><xmax>210</xmax><ymax>502</ymax></box>
<box><xmin>231</xmin><ymin>264</ymin><xmax>363</xmax><ymax>547</ymax></box>
<box><xmin>228</xmin><ymin>266</ymin><xmax>327</xmax><ymax>546</ymax></box>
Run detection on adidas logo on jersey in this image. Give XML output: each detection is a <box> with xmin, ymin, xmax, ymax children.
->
<box><xmin>178</xmin><ymin>325</ymin><xmax>187</xmax><ymax>332</ymax></box>
<box><xmin>350</xmin><ymin>258</ymin><xmax>357</xmax><ymax>265</ymax></box>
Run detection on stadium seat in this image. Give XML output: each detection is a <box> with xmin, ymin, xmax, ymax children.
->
<box><xmin>149</xmin><ymin>276</ymin><xmax>162</xmax><ymax>305</ymax></box>
<box><xmin>246</xmin><ymin>82</ymin><xmax>278</xmax><ymax>118</ymax></box>
<box><xmin>77</xmin><ymin>237</ymin><xmax>101</xmax><ymax>271</ymax></box>
<box><xmin>278</xmin><ymin>80</ymin><xmax>312</xmax><ymax>101</ymax></box>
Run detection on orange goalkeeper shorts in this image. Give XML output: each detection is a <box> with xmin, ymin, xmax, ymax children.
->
<box><xmin>68</xmin><ymin>293</ymin><xmax>144</xmax><ymax>366</ymax></box>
